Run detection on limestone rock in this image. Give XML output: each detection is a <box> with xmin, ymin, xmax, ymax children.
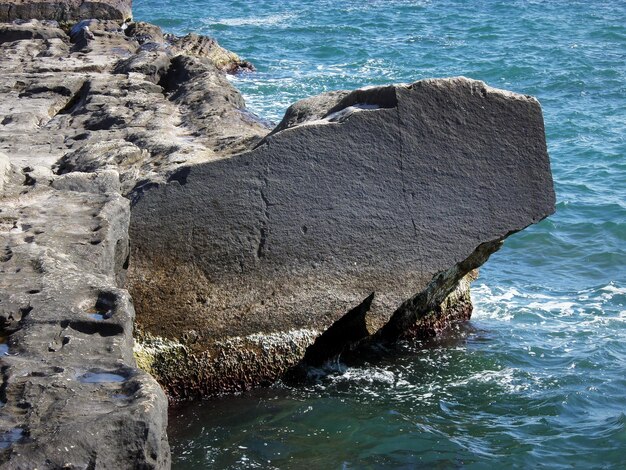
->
<box><xmin>0</xmin><ymin>0</ymin><xmax>132</xmax><ymax>23</ymax></box>
<box><xmin>0</xmin><ymin>20</ymin><xmax>67</xmax><ymax>43</ymax></box>
<box><xmin>0</xmin><ymin>185</ymin><xmax>170</xmax><ymax>468</ymax></box>
<box><xmin>113</xmin><ymin>49</ymin><xmax>171</xmax><ymax>83</ymax></box>
<box><xmin>160</xmin><ymin>55</ymin><xmax>268</xmax><ymax>155</ymax></box>
<box><xmin>0</xmin><ymin>151</ymin><xmax>9</xmax><ymax>193</ymax></box>
<box><xmin>51</xmin><ymin>168</ymin><xmax>121</xmax><ymax>193</ymax></box>
<box><xmin>128</xmin><ymin>77</ymin><xmax>556</xmax><ymax>396</ymax></box>
<box><xmin>167</xmin><ymin>32</ymin><xmax>255</xmax><ymax>73</ymax></box>
<box><xmin>125</xmin><ymin>20</ymin><xmax>163</xmax><ymax>45</ymax></box>
<box><xmin>0</xmin><ymin>20</ymin><xmax>269</xmax><ymax>463</ymax></box>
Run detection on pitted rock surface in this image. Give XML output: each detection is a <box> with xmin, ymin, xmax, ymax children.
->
<box><xmin>0</xmin><ymin>0</ymin><xmax>132</xmax><ymax>22</ymax></box>
<box><xmin>0</xmin><ymin>15</ymin><xmax>264</xmax><ymax>468</ymax></box>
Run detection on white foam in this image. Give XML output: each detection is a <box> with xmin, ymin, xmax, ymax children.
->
<box><xmin>335</xmin><ymin>367</ymin><xmax>396</xmax><ymax>386</ymax></box>
<box><xmin>526</xmin><ymin>300</ymin><xmax>576</xmax><ymax>314</ymax></box>
<box><xmin>450</xmin><ymin>368</ymin><xmax>531</xmax><ymax>394</ymax></box>
<box><xmin>206</xmin><ymin>14</ymin><xmax>295</xmax><ymax>27</ymax></box>
<box><xmin>599</xmin><ymin>283</ymin><xmax>626</xmax><ymax>301</ymax></box>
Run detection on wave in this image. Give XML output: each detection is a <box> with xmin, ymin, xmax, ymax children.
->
<box><xmin>203</xmin><ymin>14</ymin><xmax>297</xmax><ymax>28</ymax></box>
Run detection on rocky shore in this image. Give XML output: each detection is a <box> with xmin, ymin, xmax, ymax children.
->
<box><xmin>0</xmin><ymin>0</ymin><xmax>555</xmax><ymax>467</ymax></box>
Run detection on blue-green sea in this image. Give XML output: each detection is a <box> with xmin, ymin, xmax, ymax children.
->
<box><xmin>135</xmin><ymin>1</ymin><xmax>626</xmax><ymax>468</ymax></box>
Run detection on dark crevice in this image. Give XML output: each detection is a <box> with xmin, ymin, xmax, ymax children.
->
<box><xmin>23</xmin><ymin>174</ymin><xmax>36</xmax><ymax>186</ymax></box>
<box><xmin>256</xmin><ymin>227</ymin><xmax>267</xmax><ymax>259</ymax></box>
<box><xmin>84</xmin><ymin>114</ymin><xmax>126</xmax><ymax>131</ymax></box>
<box><xmin>375</xmin><ymin>238</ymin><xmax>504</xmax><ymax>343</ymax></box>
<box><xmin>115</xmin><ymin>238</ymin><xmax>131</xmax><ymax>287</ymax></box>
<box><xmin>157</xmin><ymin>55</ymin><xmax>201</xmax><ymax>97</ymax></box>
<box><xmin>17</xmin><ymin>306</ymin><xmax>32</xmax><ymax>321</ymax></box>
<box><xmin>167</xmin><ymin>166</ymin><xmax>191</xmax><ymax>185</ymax></box>
<box><xmin>286</xmin><ymin>235</ymin><xmax>509</xmax><ymax>382</ymax></box>
<box><xmin>56</xmin><ymin>81</ymin><xmax>90</xmax><ymax>116</ymax></box>
<box><xmin>19</xmin><ymin>86</ymin><xmax>74</xmax><ymax>98</ymax></box>
<box><xmin>86</xmin><ymin>453</ymin><xmax>97</xmax><ymax>470</ymax></box>
<box><xmin>1</xmin><ymin>304</ymin><xmax>31</xmax><ymax>342</ymax></box>
<box><xmin>0</xmin><ymin>246</ymin><xmax>12</xmax><ymax>263</ymax></box>
<box><xmin>95</xmin><ymin>291</ymin><xmax>116</xmax><ymax>316</ymax></box>
<box><xmin>0</xmin><ymin>366</ymin><xmax>9</xmax><ymax>406</ymax></box>
<box><xmin>256</xmin><ymin>169</ymin><xmax>271</xmax><ymax>260</ymax></box>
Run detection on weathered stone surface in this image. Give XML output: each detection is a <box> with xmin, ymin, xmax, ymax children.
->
<box><xmin>159</xmin><ymin>55</ymin><xmax>268</xmax><ymax>155</ymax></box>
<box><xmin>51</xmin><ymin>168</ymin><xmax>121</xmax><ymax>193</ymax></box>
<box><xmin>0</xmin><ymin>180</ymin><xmax>169</xmax><ymax>468</ymax></box>
<box><xmin>1</xmin><ymin>8</ymin><xmax>556</xmax><ymax>465</ymax></box>
<box><xmin>128</xmin><ymin>77</ymin><xmax>556</xmax><ymax>396</ymax></box>
<box><xmin>0</xmin><ymin>152</ymin><xmax>9</xmax><ymax>193</ymax></box>
<box><xmin>113</xmin><ymin>49</ymin><xmax>171</xmax><ymax>83</ymax></box>
<box><xmin>125</xmin><ymin>20</ymin><xmax>162</xmax><ymax>45</ymax></box>
<box><xmin>167</xmin><ymin>33</ymin><xmax>255</xmax><ymax>73</ymax></box>
<box><xmin>0</xmin><ymin>13</ymin><xmax>271</xmax><ymax>466</ymax></box>
<box><xmin>0</xmin><ymin>0</ymin><xmax>132</xmax><ymax>22</ymax></box>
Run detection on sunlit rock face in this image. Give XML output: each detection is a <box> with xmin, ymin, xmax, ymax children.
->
<box><xmin>128</xmin><ymin>77</ymin><xmax>556</xmax><ymax>397</ymax></box>
<box><xmin>0</xmin><ymin>0</ymin><xmax>132</xmax><ymax>22</ymax></box>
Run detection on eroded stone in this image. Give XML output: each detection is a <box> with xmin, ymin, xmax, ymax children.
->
<box><xmin>128</xmin><ymin>77</ymin><xmax>556</xmax><ymax>397</ymax></box>
<box><xmin>0</xmin><ymin>0</ymin><xmax>132</xmax><ymax>22</ymax></box>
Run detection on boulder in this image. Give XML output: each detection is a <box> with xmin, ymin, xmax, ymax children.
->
<box><xmin>128</xmin><ymin>77</ymin><xmax>556</xmax><ymax>397</ymax></box>
<box><xmin>125</xmin><ymin>20</ymin><xmax>163</xmax><ymax>45</ymax></box>
<box><xmin>0</xmin><ymin>0</ymin><xmax>132</xmax><ymax>22</ymax></box>
<box><xmin>167</xmin><ymin>32</ymin><xmax>255</xmax><ymax>73</ymax></box>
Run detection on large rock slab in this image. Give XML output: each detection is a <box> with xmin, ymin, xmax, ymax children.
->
<box><xmin>128</xmin><ymin>77</ymin><xmax>556</xmax><ymax>397</ymax></box>
<box><xmin>0</xmin><ymin>0</ymin><xmax>132</xmax><ymax>22</ymax></box>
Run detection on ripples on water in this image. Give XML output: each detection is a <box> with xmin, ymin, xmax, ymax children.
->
<box><xmin>135</xmin><ymin>0</ymin><xmax>625</xmax><ymax>467</ymax></box>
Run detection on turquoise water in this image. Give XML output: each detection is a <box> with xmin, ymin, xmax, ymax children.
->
<box><xmin>135</xmin><ymin>1</ymin><xmax>626</xmax><ymax>467</ymax></box>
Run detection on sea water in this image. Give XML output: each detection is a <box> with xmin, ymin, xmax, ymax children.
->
<box><xmin>134</xmin><ymin>1</ymin><xmax>626</xmax><ymax>467</ymax></box>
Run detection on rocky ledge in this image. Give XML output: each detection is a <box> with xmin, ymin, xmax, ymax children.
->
<box><xmin>0</xmin><ymin>10</ymin><xmax>264</xmax><ymax>469</ymax></box>
<box><xmin>0</xmin><ymin>3</ymin><xmax>555</xmax><ymax>469</ymax></box>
